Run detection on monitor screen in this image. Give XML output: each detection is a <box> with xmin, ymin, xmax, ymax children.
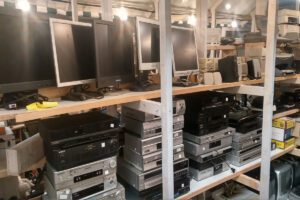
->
<box><xmin>0</xmin><ymin>10</ymin><xmax>55</xmax><ymax>93</ymax></box>
<box><xmin>94</xmin><ymin>18</ymin><xmax>135</xmax><ymax>88</ymax></box>
<box><xmin>172</xmin><ymin>27</ymin><xmax>199</xmax><ymax>76</ymax></box>
<box><xmin>137</xmin><ymin>18</ymin><xmax>160</xmax><ymax>70</ymax></box>
<box><xmin>50</xmin><ymin>19</ymin><xmax>96</xmax><ymax>87</ymax></box>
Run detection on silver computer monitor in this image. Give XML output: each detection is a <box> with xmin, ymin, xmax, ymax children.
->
<box><xmin>136</xmin><ymin>17</ymin><xmax>160</xmax><ymax>71</ymax></box>
<box><xmin>50</xmin><ymin>18</ymin><xmax>96</xmax><ymax>87</ymax></box>
<box><xmin>172</xmin><ymin>26</ymin><xmax>199</xmax><ymax>77</ymax></box>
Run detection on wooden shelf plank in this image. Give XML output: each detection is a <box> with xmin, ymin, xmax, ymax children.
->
<box><xmin>273</xmin><ymin>109</ymin><xmax>300</xmax><ymax>119</ymax></box>
<box><xmin>207</xmin><ymin>45</ymin><xmax>236</xmax><ymax>51</ymax></box>
<box><xmin>0</xmin><ymin>75</ymin><xmax>298</xmax><ymax>123</ymax></box>
<box><xmin>0</xmin><ymin>169</ymin><xmax>7</xmax><ymax>179</ymax></box>
<box><xmin>177</xmin><ymin>145</ymin><xmax>294</xmax><ymax>200</ymax></box>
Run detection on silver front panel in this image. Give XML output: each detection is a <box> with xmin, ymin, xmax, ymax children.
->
<box><xmin>232</xmin><ymin>128</ymin><xmax>262</xmax><ymax>142</ymax></box>
<box><xmin>232</xmin><ymin>135</ymin><xmax>262</xmax><ymax>151</ymax></box>
<box><xmin>46</xmin><ymin>156</ymin><xmax>117</xmax><ymax>190</ymax></box>
<box><xmin>189</xmin><ymin>162</ymin><xmax>229</xmax><ymax>181</ymax></box>
<box><xmin>184</xmin><ymin>135</ymin><xmax>232</xmax><ymax>156</ymax></box>
<box><xmin>186</xmin><ymin>146</ymin><xmax>232</xmax><ymax>163</ymax></box>
<box><xmin>183</xmin><ymin>127</ymin><xmax>235</xmax><ymax>145</ymax></box>
<box><xmin>44</xmin><ymin>173</ymin><xmax>117</xmax><ymax>200</ymax></box>
<box><xmin>125</xmin><ymin>130</ymin><xmax>183</xmax><ymax>155</ymax></box>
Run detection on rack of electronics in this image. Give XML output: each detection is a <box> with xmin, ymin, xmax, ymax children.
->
<box><xmin>0</xmin><ymin>1</ymin><xmax>299</xmax><ymax>200</ymax></box>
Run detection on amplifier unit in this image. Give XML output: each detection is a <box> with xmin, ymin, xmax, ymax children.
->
<box><xmin>46</xmin><ymin>156</ymin><xmax>117</xmax><ymax>190</ymax></box>
<box><xmin>117</xmin><ymin>157</ymin><xmax>189</xmax><ymax>192</ymax></box>
<box><xmin>186</xmin><ymin>146</ymin><xmax>232</xmax><ymax>163</ymax></box>
<box><xmin>122</xmin><ymin>99</ymin><xmax>186</xmax><ymax>122</ymax></box>
<box><xmin>125</xmin><ymin>130</ymin><xmax>183</xmax><ymax>155</ymax></box>
<box><xmin>183</xmin><ymin>127</ymin><xmax>235</xmax><ymax>145</ymax></box>
<box><xmin>227</xmin><ymin>144</ymin><xmax>261</xmax><ymax>167</ymax></box>
<box><xmin>232</xmin><ymin>128</ymin><xmax>262</xmax><ymax>143</ymax></box>
<box><xmin>123</xmin><ymin>144</ymin><xmax>185</xmax><ymax>171</ymax></box>
<box><xmin>229</xmin><ymin>110</ymin><xmax>261</xmax><ymax>133</ymax></box>
<box><xmin>43</xmin><ymin>128</ymin><xmax>120</xmax><ymax>170</ymax></box>
<box><xmin>189</xmin><ymin>156</ymin><xmax>230</xmax><ymax>181</ymax></box>
<box><xmin>232</xmin><ymin>135</ymin><xmax>261</xmax><ymax>151</ymax></box>
<box><xmin>184</xmin><ymin>135</ymin><xmax>233</xmax><ymax>156</ymax></box>
<box><xmin>123</xmin><ymin>115</ymin><xmax>184</xmax><ymax>139</ymax></box>
<box><xmin>184</xmin><ymin>103</ymin><xmax>229</xmax><ymax>136</ymax></box>
<box><xmin>44</xmin><ymin>172</ymin><xmax>117</xmax><ymax>200</ymax></box>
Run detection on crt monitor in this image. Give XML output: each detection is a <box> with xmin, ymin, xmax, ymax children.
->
<box><xmin>172</xmin><ymin>26</ymin><xmax>199</xmax><ymax>77</ymax></box>
<box><xmin>93</xmin><ymin>17</ymin><xmax>135</xmax><ymax>88</ymax></box>
<box><xmin>136</xmin><ymin>17</ymin><xmax>160</xmax><ymax>71</ymax></box>
<box><xmin>0</xmin><ymin>8</ymin><xmax>55</xmax><ymax>94</ymax></box>
<box><xmin>50</xmin><ymin>18</ymin><xmax>96</xmax><ymax>88</ymax></box>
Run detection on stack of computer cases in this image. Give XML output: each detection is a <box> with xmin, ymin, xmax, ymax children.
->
<box><xmin>40</xmin><ymin>111</ymin><xmax>125</xmax><ymax>200</ymax></box>
<box><xmin>228</xmin><ymin>110</ymin><xmax>262</xmax><ymax>166</ymax></box>
<box><xmin>118</xmin><ymin>99</ymin><xmax>190</xmax><ymax>199</ymax></box>
<box><xmin>181</xmin><ymin>92</ymin><xmax>234</xmax><ymax>181</ymax></box>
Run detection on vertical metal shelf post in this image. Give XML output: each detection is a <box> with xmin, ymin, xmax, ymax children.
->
<box><xmin>159</xmin><ymin>0</ymin><xmax>174</xmax><ymax>199</ymax></box>
<box><xmin>260</xmin><ymin>0</ymin><xmax>278</xmax><ymax>199</ymax></box>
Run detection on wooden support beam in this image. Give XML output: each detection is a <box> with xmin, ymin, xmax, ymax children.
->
<box><xmin>71</xmin><ymin>0</ymin><xmax>78</xmax><ymax>21</ymax></box>
<box><xmin>260</xmin><ymin>0</ymin><xmax>277</xmax><ymax>199</ymax></box>
<box><xmin>234</xmin><ymin>174</ymin><xmax>260</xmax><ymax>191</ymax></box>
<box><xmin>101</xmin><ymin>0</ymin><xmax>113</xmax><ymax>21</ymax></box>
<box><xmin>220</xmin><ymin>85</ymin><xmax>265</xmax><ymax>96</ymax></box>
<box><xmin>256</xmin><ymin>0</ymin><xmax>268</xmax><ymax>16</ymax></box>
<box><xmin>196</xmin><ymin>0</ymin><xmax>208</xmax><ymax>58</ymax></box>
<box><xmin>210</xmin><ymin>0</ymin><xmax>223</xmax><ymax>28</ymax></box>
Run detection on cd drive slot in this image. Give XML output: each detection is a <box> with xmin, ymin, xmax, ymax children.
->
<box><xmin>209</xmin><ymin>140</ymin><xmax>221</xmax><ymax>149</ymax></box>
<box><xmin>72</xmin><ymin>183</ymin><xmax>104</xmax><ymax>200</ymax></box>
<box><xmin>74</xmin><ymin>169</ymin><xmax>103</xmax><ymax>183</ymax></box>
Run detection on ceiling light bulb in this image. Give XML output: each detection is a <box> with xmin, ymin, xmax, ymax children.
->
<box><xmin>187</xmin><ymin>15</ymin><xmax>196</xmax><ymax>26</ymax></box>
<box><xmin>117</xmin><ymin>7</ymin><xmax>128</xmax><ymax>21</ymax></box>
<box><xmin>231</xmin><ymin>20</ymin><xmax>238</xmax><ymax>28</ymax></box>
<box><xmin>16</xmin><ymin>0</ymin><xmax>30</xmax><ymax>12</ymax></box>
<box><xmin>225</xmin><ymin>3</ymin><xmax>231</xmax><ymax>10</ymax></box>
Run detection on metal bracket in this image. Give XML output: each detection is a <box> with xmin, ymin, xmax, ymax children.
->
<box><xmin>124</xmin><ymin>100</ymin><xmax>161</xmax><ymax>116</ymax></box>
<box><xmin>220</xmin><ymin>85</ymin><xmax>265</xmax><ymax>96</ymax></box>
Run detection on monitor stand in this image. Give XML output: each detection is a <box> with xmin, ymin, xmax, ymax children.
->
<box><xmin>130</xmin><ymin>71</ymin><xmax>160</xmax><ymax>92</ymax></box>
<box><xmin>62</xmin><ymin>85</ymin><xmax>104</xmax><ymax>101</ymax></box>
<box><xmin>0</xmin><ymin>90</ymin><xmax>48</xmax><ymax>110</ymax></box>
<box><xmin>173</xmin><ymin>76</ymin><xmax>198</xmax><ymax>87</ymax></box>
<box><xmin>98</xmin><ymin>81</ymin><xmax>129</xmax><ymax>96</ymax></box>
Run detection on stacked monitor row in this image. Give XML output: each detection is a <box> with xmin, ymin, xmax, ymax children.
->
<box><xmin>0</xmin><ymin>8</ymin><xmax>199</xmax><ymax>94</ymax></box>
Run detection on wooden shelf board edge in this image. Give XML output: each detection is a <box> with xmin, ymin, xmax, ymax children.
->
<box><xmin>177</xmin><ymin>146</ymin><xmax>294</xmax><ymax>200</ymax></box>
<box><xmin>273</xmin><ymin>109</ymin><xmax>300</xmax><ymax>119</ymax></box>
<box><xmin>234</xmin><ymin>174</ymin><xmax>260</xmax><ymax>191</ymax></box>
<box><xmin>0</xmin><ymin>169</ymin><xmax>7</xmax><ymax>179</ymax></box>
<box><xmin>0</xmin><ymin>75</ymin><xmax>298</xmax><ymax>123</ymax></box>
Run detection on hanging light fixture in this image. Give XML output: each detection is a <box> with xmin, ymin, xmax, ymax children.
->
<box><xmin>117</xmin><ymin>7</ymin><xmax>128</xmax><ymax>21</ymax></box>
<box><xmin>16</xmin><ymin>0</ymin><xmax>30</xmax><ymax>12</ymax></box>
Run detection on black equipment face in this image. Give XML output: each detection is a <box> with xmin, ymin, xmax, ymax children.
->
<box><xmin>0</xmin><ymin>9</ymin><xmax>55</xmax><ymax>93</ymax></box>
<box><xmin>93</xmin><ymin>18</ymin><xmax>135</xmax><ymax>88</ymax></box>
<box><xmin>172</xmin><ymin>27</ymin><xmax>198</xmax><ymax>72</ymax></box>
<box><xmin>139</xmin><ymin>21</ymin><xmax>160</xmax><ymax>63</ymax></box>
<box><xmin>52</xmin><ymin>21</ymin><xmax>95</xmax><ymax>86</ymax></box>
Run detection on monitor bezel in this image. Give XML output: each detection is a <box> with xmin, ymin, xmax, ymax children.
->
<box><xmin>0</xmin><ymin>7</ymin><xmax>56</xmax><ymax>94</ymax></box>
<box><xmin>171</xmin><ymin>26</ymin><xmax>200</xmax><ymax>77</ymax></box>
<box><xmin>93</xmin><ymin>19</ymin><xmax>135</xmax><ymax>88</ymax></box>
<box><xmin>49</xmin><ymin>18</ymin><xmax>95</xmax><ymax>88</ymax></box>
<box><xmin>136</xmin><ymin>17</ymin><xmax>160</xmax><ymax>71</ymax></box>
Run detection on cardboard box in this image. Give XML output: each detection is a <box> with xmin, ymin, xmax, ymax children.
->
<box><xmin>273</xmin><ymin>117</ymin><xmax>295</xmax><ymax>129</ymax></box>
<box><xmin>293</xmin><ymin>122</ymin><xmax>300</xmax><ymax>138</ymax></box>
<box><xmin>272</xmin><ymin>127</ymin><xmax>292</xmax><ymax>141</ymax></box>
<box><xmin>272</xmin><ymin>137</ymin><xmax>295</xmax><ymax>149</ymax></box>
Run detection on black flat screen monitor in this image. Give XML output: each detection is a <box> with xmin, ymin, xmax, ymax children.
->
<box><xmin>136</xmin><ymin>17</ymin><xmax>160</xmax><ymax>71</ymax></box>
<box><xmin>0</xmin><ymin>9</ymin><xmax>55</xmax><ymax>93</ymax></box>
<box><xmin>172</xmin><ymin>26</ymin><xmax>199</xmax><ymax>77</ymax></box>
<box><xmin>93</xmin><ymin>18</ymin><xmax>135</xmax><ymax>88</ymax></box>
<box><xmin>50</xmin><ymin>18</ymin><xmax>96</xmax><ymax>87</ymax></box>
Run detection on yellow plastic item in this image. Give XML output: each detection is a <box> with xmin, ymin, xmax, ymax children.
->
<box><xmin>26</xmin><ymin>101</ymin><xmax>59</xmax><ymax>110</ymax></box>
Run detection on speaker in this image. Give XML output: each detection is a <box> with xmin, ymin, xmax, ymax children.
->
<box><xmin>218</xmin><ymin>56</ymin><xmax>239</xmax><ymax>83</ymax></box>
<box><xmin>247</xmin><ymin>59</ymin><xmax>261</xmax><ymax>79</ymax></box>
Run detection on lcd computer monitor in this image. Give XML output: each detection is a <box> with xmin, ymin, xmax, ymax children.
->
<box><xmin>136</xmin><ymin>17</ymin><xmax>160</xmax><ymax>71</ymax></box>
<box><xmin>0</xmin><ymin>9</ymin><xmax>55</xmax><ymax>94</ymax></box>
<box><xmin>93</xmin><ymin>18</ymin><xmax>135</xmax><ymax>88</ymax></box>
<box><xmin>172</xmin><ymin>26</ymin><xmax>199</xmax><ymax>77</ymax></box>
<box><xmin>50</xmin><ymin>18</ymin><xmax>96</xmax><ymax>88</ymax></box>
